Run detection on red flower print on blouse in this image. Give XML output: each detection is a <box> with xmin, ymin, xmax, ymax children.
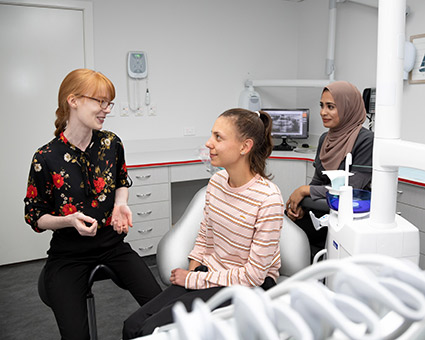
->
<box><xmin>62</xmin><ymin>203</ymin><xmax>77</xmax><ymax>216</ymax></box>
<box><xmin>93</xmin><ymin>177</ymin><xmax>105</xmax><ymax>193</ymax></box>
<box><xmin>52</xmin><ymin>173</ymin><xmax>64</xmax><ymax>189</ymax></box>
<box><xmin>91</xmin><ymin>200</ymin><xmax>99</xmax><ymax>208</ymax></box>
<box><xmin>105</xmin><ymin>216</ymin><xmax>112</xmax><ymax>226</ymax></box>
<box><xmin>59</xmin><ymin>132</ymin><xmax>68</xmax><ymax>144</ymax></box>
<box><xmin>26</xmin><ymin>185</ymin><xmax>38</xmax><ymax>199</ymax></box>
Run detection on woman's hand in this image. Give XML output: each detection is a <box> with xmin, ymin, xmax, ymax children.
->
<box><xmin>170</xmin><ymin>268</ymin><xmax>190</xmax><ymax>287</ymax></box>
<box><xmin>111</xmin><ymin>204</ymin><xmax>133</xmax><ymax>234</ymax></box>
<box><xmin>286</xmin><ymin>185</ymin><xmax>310</xmax><ymax>221</ymax></box>
<box><xmin>71</xmin><ymin>212</ymin><xmax>98</xmax><ymax>236</ymax></box>
<box><xmin>286</xmin><ymin>205</ymin><xmax>305</xmax><ymax>221</ymax></box>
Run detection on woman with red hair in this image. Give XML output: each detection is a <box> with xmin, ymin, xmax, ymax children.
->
<box><xmin>24</xmin><ymin>69</ymin><xmax>161</xmax><ymax>339</ymax></box>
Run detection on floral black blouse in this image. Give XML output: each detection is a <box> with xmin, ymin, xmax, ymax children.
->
<box><xmin>24</xmin><ymin>130</ymin><xmax>131</xmax><ymax>256</ymax></box>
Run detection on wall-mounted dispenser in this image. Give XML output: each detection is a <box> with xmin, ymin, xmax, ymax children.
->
<box><xmin>238</xmin><ymin>80</ymin><xmax>262</xmax><ymax>111</ymax></box>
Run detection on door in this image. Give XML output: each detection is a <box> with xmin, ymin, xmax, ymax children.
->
<box><xmin>0</xmin><ymin>1</ymin><xmax>93</xmax><ymax>265</ymax></box>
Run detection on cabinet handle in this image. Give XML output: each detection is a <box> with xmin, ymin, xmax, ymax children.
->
<box><xmin>137</xmin><ymin>210</ymin><xmax>152</xmax><ymax>216</ymax></box>
<box><xmin>397</xmin><ymin>190</ymin><xmax>403</xmax><ymax>194</ymax></box>
<box><xmin>136</xmin><ymin>193</ymin><xmax>152</xmax><ymax>198</ymax></box>
<box><xmin>396</xmin><ymin>211</ymin><xmax>402</xmax><ymax>215</ymax></box>
<box><xmin>136</xmin><ymin>174</ymin><xmax>151</xmax><ymax>180</ymax></box>
<box><xmin>139</xmin><ymin>245</ymin><xmax>154</xmax><ymax>251</ymax></box>
<box><xmin>138</xmin><ymin>228</ymin><xmax>153</xmax><ymax>234</ymax></box>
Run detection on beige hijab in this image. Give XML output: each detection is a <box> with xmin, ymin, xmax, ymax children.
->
<box><xmin>319</xmin><ymin>81</ymin><xmax>366</xmax><ymax>170</ymax></box>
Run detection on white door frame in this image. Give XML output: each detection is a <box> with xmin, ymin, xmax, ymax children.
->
<box><xmin>0</xmin><ymin>0</ymin><xmax>94</xmax><ymax>68</ymax></box>
<box><xmin>0</xmin><ymin>0</ymin><xmax>94</xmax><ymax>265</ymax></box>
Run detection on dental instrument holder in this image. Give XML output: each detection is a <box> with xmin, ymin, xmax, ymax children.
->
<box><xmin>309</xmin><ymin>153</ymin><xmax>419</xmax><ymax>279</ymax></box>
<box><xmin>309</xmin><ymin>153</ymin><xmax>354</xmax><ymax>231</ymax></box>
<box><xmin>327</xmin><ymin>185</ymin><xmax>353</xmax><ymax>230</ymax></box>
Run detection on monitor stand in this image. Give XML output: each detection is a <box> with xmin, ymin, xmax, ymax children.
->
<box><xmin>273</xmin><ymin>138</ymin><xmax>295</xmax><ymax>151</ymax></box>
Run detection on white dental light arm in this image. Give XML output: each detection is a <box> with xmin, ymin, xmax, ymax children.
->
<box><xmin>370</xmin><ymin>0</ymin><xmax>425</xmax><ymax>229</ymax></box>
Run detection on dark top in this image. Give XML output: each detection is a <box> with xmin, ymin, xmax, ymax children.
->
<box><xmin>24</xmin><ymin>130</ymin><xmax>131</xmax><ymax>257</ymax></box>
<box><xmin>309</xmin><ymin>127</ymin><xmax>374</xmax><ymax>200</ymax></box>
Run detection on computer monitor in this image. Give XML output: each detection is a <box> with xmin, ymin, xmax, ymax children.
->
<box><xmin>262</xmin><ymin>108</ymin><xmax>310</xmax><ymax>151</ymax></box>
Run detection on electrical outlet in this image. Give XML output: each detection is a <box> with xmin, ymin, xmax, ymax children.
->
<box><xmin>135</xmin><ymin>107</ymin><xmax>144</xmax><ymax>116</ymax></box>
<box><xmin>148</xmin><ymin>104</ymin><xmax>157</xmax><ymax>116</ymax></box>
<box><xmin>120</xmin><ymin>103</ymin><xmax>130</xmax><ymax>117</ymax></box>
<box><xmin>183</xmin><ymin>127</ymin><xmax>196</xmax><ymax>136</ymax></box>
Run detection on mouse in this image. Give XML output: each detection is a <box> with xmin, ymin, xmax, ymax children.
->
<box><xmin>302</xmin><ymin>143</ymin><xmax>309</xmax><ymax>148</ymax></box>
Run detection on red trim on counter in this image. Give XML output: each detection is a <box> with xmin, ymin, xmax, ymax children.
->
<box><xmin>399</xmin><ymin>178</ymin><xmax>425</xmax><ymax>187</ymax></box>
<box><xmin>128</xmin><ymin>156</ymin><xmax>313</xmax><ymax>169</ymax></box>
<box><xmin>269</xmin><ymin>156</ymin><xmax>314</xmax><ymax>162</ymax></box>
<box><xmin>127</xmin><ymin>159</ymin><xmax>202</xmax><ymax>169</ymax></box>
<box><xmin>127</xmin><ymin>156</ymin><xmax>425</xmax><ymax>187</ymax></box>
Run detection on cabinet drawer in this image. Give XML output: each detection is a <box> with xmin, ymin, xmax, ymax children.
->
<box><xmin>396</xmin><ymin>202</ymin><xmax>425</xmax><ymax>233</ymax></box>
<box><xmin>131</xmin><ymin>201</ymin><xmax>170</xmax><ymax>222</ymax></box>
<box><xmin>129</xmin><ymin>167</ymin><xmax>169</xmax><ymax>186</ymax></box>
<box><xmin>126</xmin><ymin>218</ymin><xmax>170</xmax><ymax>242</ymax></box>
<box><xmin>128</xmin><ymin>183</ymin><xmax>169</xmax><ymax>205</ymax></box>
<box><xmin>171</xmin><ymin>163</ymin><xmax>211</xmax><ymax>182</ymax></box>
<box><xmin>129</xmin><ymin>237</ymin><xmax>162</xmax><ymax>257</ymax></box>
<box><xmin>397</xmin><ymin>182</ymin><xmax>425</xmax><ymax>209</ymax></box>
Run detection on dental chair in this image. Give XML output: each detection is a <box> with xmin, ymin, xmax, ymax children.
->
<box><xmin>156</xmin><ymin>185</ymin><xmax>311</xmax><ymax>286</ymax></box>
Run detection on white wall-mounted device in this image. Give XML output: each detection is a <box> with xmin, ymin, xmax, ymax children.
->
<box><xmin>238</xmin><ymin>80</ymin><xmax>262</xmax><ymax>111</ymax></box>
<box><xmin>128</xmin><ymin>51</ymin><xmax>148</xmax><ymax>79</ymax></box>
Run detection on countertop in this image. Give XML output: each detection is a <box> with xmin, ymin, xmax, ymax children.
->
<box><xmin>125</xmin><ymin>146</ymin><xmax>425</xmax><ymax>187</ymax></box>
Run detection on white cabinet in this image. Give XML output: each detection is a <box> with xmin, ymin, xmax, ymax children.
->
<box><xmin>126</xmin><ymin>163</ymin><xmax>211</xmax><ymax>256</ymax></box>
<box><xmin>127</xmin><ymin>167</ymin><xmax>171</xmax><ymax>257</ymax></box>
<box><xmin>396</xmin><ymin>182</ymin><xmax>425</xmax><ymax>269</ymax></box>
<box><xmin>306</xmin><ymin>160</ymin><xmax>315</xmax><ymax>183</ymax></box>
<box><xmin>266</xmin><ymin>159</ymin><xmax>309</xmax><ymax>202</ymax></box>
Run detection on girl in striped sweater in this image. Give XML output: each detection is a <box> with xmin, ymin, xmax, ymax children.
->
<box><xmin>123</xmin><ymin>108</ymin><xmax>284</xmax><ymax>339</ymax></box>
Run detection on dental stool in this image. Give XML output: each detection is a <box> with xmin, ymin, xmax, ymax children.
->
<box><xmin>38</xmin><ymin>264</ymin><xmax>126</xmax><ymax>340</ymax></box>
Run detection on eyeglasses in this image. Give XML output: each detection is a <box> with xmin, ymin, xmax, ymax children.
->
<box><xmin>79</xmin><ymin>95</ymin><xmax>114</xmax><ymax>110</ymax></box>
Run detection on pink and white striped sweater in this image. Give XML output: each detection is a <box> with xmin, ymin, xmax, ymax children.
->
<box><xmin>186</xmin><ymin>170</ymin><xmax>284</xmax><ymax>290</ymax></box>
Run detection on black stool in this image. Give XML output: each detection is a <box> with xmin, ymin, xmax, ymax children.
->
<box><xmin>38</xmin><ymin>264</ymin><xmax>126</xmax><ymax>340</ymax></box>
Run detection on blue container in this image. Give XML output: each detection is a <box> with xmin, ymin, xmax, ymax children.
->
<box><xmin>326</xmin><ymin>189</ymin><xmax>371</xmax><ymax>213</ymax></box>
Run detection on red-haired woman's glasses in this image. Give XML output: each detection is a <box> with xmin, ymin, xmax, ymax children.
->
<box><xmin>80</xmin><ymin>95</ymin><xmax>114</xmax><ymax>110</ymax></box>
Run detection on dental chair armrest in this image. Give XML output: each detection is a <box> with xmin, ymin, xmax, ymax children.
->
<box><xmin>156</xmin><ymin>186</ymin><xmax>208</xmax><ymax>286</ymax></box>
<box><xmin>300</xmin><ymin>197</ymin><xmax>329</xmax><ymax>213</ymax></box>
<box><xmin>279</xmin><ymin>218</ymin><xmax>311</xmax><ymax>280</ymax></box>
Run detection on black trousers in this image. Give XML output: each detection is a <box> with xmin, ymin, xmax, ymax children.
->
<box><xmin>122</xmin><ymin>277</ymin><xmax>276</xmax><ymax>339</ymax></box>
<box><xmin>42</xmin><ymin>242</ymin><xmax>162</xmax><ymax>340</ymax></box>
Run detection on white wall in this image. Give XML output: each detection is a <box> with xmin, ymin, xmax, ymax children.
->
<box><xmin>16</xmin><ymin>0</ymin><xmax>417</xmax><ymax>148</ymax></box>
<box><xmin>296</xmin><ymin>0</ymin><xmax>425</xmax><ymax>145</ymax></box>
<box><xmin>404</xmin><ymin>0</ymin><xmax>425</xmax><ymax>144</ymax></box>
<box><xmin>293</xmin><ymin>0</ymin><xmax>379</xmax><ymax>137</ymax></box>
<box><xmin>92</xmin><ymin>0</ymin><xmax>302</xmax><ymax>143</ymax></box>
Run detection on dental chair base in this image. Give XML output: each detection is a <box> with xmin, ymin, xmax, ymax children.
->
<box><xmin>326</xmin><ymin>214</ymin><xmax>419</xmax><ymax>265</ymax></box>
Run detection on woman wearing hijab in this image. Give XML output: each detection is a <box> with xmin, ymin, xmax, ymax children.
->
<box><xmin>285</xmin><ymin>81</ymin><xmax>374</xmax><ymax>250</ymax></box>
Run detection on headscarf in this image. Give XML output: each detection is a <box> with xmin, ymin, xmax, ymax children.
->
<box><xmin>319</xmin><ymin>81</ymin><xmax>366</xmax><ymax>170</ymax></box>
